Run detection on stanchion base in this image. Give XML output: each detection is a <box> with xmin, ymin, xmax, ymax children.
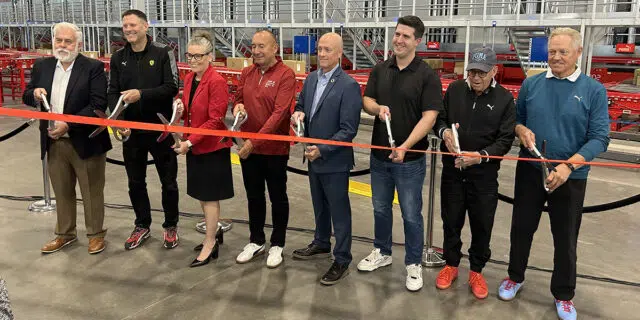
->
<box><xmin>422</xmin><ymin>247</ymin><xmax>446</xmax><ymax>267</ymax></box>
<box><xmin>195</xmin><ymin>219</ymin><xmax>233</xmax><ymax>234</ymax></box>
<box><xmin>28</xmin><ymin>200</ymin><xmax>56</xmax><ymax>213</ymax></box>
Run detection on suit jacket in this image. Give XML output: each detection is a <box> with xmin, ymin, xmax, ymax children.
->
<box><xmin>294</xmin><ymin>66</ymin><xmax>362</xmax><ymax>174</ymax></box>
<box><xmin>181</xmin><ymin>65</ymin><xmax>232</xmax><ymax>155</ymax></box>
<box><xmin>22</xmin><ymin>54</ymin><xmax>112</xmax><ymax>160</ymax></box>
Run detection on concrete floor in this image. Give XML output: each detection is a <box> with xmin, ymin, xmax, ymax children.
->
<box><xmin>0</xmin><ymin>104</ymin><xmax>639</xmax><ymax>320</ymax></box>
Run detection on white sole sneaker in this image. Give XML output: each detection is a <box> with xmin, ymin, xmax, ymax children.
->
<box><xmin>357</xmin><ymin>257</ymin><xmax>392</xmax><ymax>272</ymax></box>
<box><xmin>236</xmin><ymin>244</ymin><xmax>266</xmax><ymax>264</ymax></box>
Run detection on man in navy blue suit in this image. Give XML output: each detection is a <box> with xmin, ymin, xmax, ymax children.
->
<box><xmin>291</xmin><ymin>32</ymin><xmax>362</xmax><ymax>285</ymax></box>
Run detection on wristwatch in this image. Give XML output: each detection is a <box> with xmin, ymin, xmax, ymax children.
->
<box><xmin>565</xmin><ymin>163</ymin><xmax>575</xmax><ymax>171</ymax></box>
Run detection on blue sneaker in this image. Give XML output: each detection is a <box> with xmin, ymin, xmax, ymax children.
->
<box><xmin>555</xmin><ymin>299</ymin><xmax>577</xmax><ymax>320</ymax></box>
<box><xmin>498</xmin><ymin>278</ymin><xmax>523</xmax><ymax>301</ymax></box>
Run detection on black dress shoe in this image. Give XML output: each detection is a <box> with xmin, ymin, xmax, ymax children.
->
<box><xmin>194</xmin><ymin>227</ymin><xmax>224</xmax><ymax>251</ymax></box>
<box><xmin>190</xmin><ymin>242</ymin><xmax>219</xmax><ymax>268</ymax></box>
<box><xmin>292</xmin><ymin>243</ymin><xmax>331</xmax><ymax>260</ymax></box>
<box><xmin>320</xmin><ymin>262</ymin><xmax>350</xmax><ymax>285</ymax></box>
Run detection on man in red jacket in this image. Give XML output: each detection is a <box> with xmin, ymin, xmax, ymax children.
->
<box><xmin>233</xmin><ymin>30</ymin><xmax>296</xmax><ymax>269</ymax></box>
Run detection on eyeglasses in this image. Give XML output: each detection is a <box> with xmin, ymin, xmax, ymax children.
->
<box><xmin>548</xmin><ymin>49</ymin><xmax>571</xmax><ymax>57</ymax></box>
<box><xmin>467</xmin><ymin>70</ymin><xmax>489</xmax><ymax>79</ymax></box>
<box><xmin>185</xmin><ymin>52</ymin><xmax>211</xmax><ymax>61</ymax></box>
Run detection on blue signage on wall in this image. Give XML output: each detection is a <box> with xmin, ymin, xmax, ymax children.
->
<box><xmin>529</xmin><ymin>37</ymin><xmax>549</xmax><ymax>62</ymax></box>
<box><xmin>293</xmin><ymin>35</ymin><xmax>317</xmax><ymax>54</ymax></box>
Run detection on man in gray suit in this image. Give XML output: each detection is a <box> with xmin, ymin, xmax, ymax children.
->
<box><xmin>290</xmin><ymin>32</ymin><xmax>362</xmax><ymax>285</ymax></box>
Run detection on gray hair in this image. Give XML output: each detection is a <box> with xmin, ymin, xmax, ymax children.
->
<box><xmin>549</xmin><ymin>27</ymin><xmax>582</xmax><ymax>50</ymax></box>
<box><xmin>52</xmin><ymin>22</ymin><xmax>82</xmax><ymax>44</ymax></box>
<box><xmin>188</xmin><ymin>30</ymin><xmax>215</xmax><ymax>54</ymax></box>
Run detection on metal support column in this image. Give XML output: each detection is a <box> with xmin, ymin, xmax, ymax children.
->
<box><xmin>463</xmin><ymin>22</ymin><xmax>470</xmax><ymax>79</ymax></box>
<box><xmin>422</xmin><ymin>137</ymin><xmax>445</xmax><ymax>267</ymax></box>
<box><xmin>384</xmin><ymin>26</ymin><xmax>388</xmax><ymax>60</ymax></box>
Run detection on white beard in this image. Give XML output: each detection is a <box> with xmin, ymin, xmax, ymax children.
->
<box><xmin>53</xmin><ymin>48</ymin><xmax>78</xmax><ymax>63</ymax></box>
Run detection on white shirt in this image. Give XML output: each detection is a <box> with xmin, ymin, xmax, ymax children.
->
<box><xmin>49</xmin><ymin>60</ymin><xmax>74</xmax><ymax>137</ymax></box>
<box><xmin>50</xmin><ymin>60</ymin><xmax>75</xmax><ymax>115</ymax></box>
<box><xmin>545</xmin><ymin>66</ymin><xmax>581</xmax><ymax>82</ymax></box>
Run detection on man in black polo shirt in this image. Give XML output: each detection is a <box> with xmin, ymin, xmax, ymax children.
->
<box><xmin>432</xmin><ymin>47</ymin><xmax>516</xmax><ymax>299</ymax></box>
<box><xmin>357</xmin><ymin>15</ymin><xmax>443</xmax><ymax>292</ymax></box>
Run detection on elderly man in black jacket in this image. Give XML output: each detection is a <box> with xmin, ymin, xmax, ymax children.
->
<box><xmin>108</xmin><ymin>9</ymin><xmax>180</xmax><ymax>250</ymax></box>
<box><xmin>432</xmin><ymin>47</ymin><xmax>516</xmax><ymax>299</ymax></box>
<box><xmin>23</xmin><ymin>22</ymin><xmax>112</xmax><ymax>255</ymax></box>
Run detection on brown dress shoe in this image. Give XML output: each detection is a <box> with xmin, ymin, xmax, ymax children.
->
<box><xmin>41</xmin><ymin>237</ymin><xmax>77</xmax><ymax>253</ymax></box>
<box><xmin>88</xmin><ymin>237</ymin><xmax>106</xmax><ymax>254</ymax></box>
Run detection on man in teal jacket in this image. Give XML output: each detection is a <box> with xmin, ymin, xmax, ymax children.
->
<box><xmin>498</xmin><ymin>28</ymin><xmax>610</xmax><ymax>320</ymax></box>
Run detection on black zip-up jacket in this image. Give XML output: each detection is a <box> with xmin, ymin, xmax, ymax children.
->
<box><xmin>107</xmin><ymin>36</ymin><xmax>178</xmax><ymax>128</ymax></box>
<box><xmin>434</xmin><ymin>79</ymin><xmax>516</xmax><ymax>169</ymax></box>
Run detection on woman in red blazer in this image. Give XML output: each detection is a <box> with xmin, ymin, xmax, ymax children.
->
<box><xmin>173</xmin><ymin>31</ymin><xmax>233</xmax><ymax>267</ymax></box>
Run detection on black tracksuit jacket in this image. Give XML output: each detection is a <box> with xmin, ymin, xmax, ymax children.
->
<box><xmin>434</xmin><ymin>79</ymin><xmax>517</xmax><ymax>170</ymax></box>
<box><xmin>107</xmin><ymin>36</ymin><xmax>179</xmax><ymax>128</ymax></box>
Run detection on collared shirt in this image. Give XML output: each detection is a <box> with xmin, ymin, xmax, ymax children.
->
<box><xmin>364</xmin><ymin>55</ymin><xmax>444</xmax><ymax>162</ymax></box>
<box><xmin>545</xmin><ymin>66</ymin><xmax>581</xmax><ymax>82</ymax></box>
<box><xmin>50</xmin><ymin>59</ymin><xmax>75</xmax><ymax>138</ymax></box>
<box><xmin>50</xmin><ymin>59</ymin><xmax>75</xmax><ymax>114</ymax></box>
<box><xmin>310</xmin><ymin>63</ymin><xmax>340</xmax><ymax>119</ymax></box>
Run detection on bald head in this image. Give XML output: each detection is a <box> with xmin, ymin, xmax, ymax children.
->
<box><xmin>252</xmin><ymin>30</ymin><xmax>279</xmax><ymax>69</ymax></box>
<box><xmin>317</xmin><ymin>32</ymin><xmax>343</xmax><ymax>73</ymax></box>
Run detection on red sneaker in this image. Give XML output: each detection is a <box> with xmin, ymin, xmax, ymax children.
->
<box><xmin>436</xmin><ymin>265</ymin><xmax>458</xmax><ymax>290</ymax></box>
<box><xmin>163</xmin><ymin>226</ymin><xmax>179</xmax><ymax>249</ymax></box>
<box><xmin>469</xmin><ymin>271</ymin><xmax>489</xmax><ymax>299</ymax></box>
<box><xmin>124</xmin><ymin>227</ymin><xmax>150</xmax><ymax>250</ymax></box>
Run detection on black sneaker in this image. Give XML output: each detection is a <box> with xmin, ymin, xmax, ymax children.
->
<box><xmin>124</xmin><ymin>227</ymin><xmax>150</xmax><ymax>250</ymax></box>
<box><xmin>292</xmin><ymin>243</ymin><xmax>331</xmax><ymax>260</ymax></box>
<box><xmin>320</xmin><ymin>262</ymin><xmax>350</xmax><ymax>285</ymax></box>
<box><xmin>163</xmin><ymin>226</ymin><xmax>179</xmax><ymax>249</ymax></box>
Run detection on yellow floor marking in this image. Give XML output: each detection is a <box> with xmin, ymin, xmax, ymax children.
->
<box><xmin>230</xmin><ymin>153</ymin><xmax>397</xmax><ymax>204</ymax></box>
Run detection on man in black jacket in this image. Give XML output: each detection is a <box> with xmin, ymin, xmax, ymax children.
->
<box><xmin>108</xmin><ymin>9</ymin><xmax>180</xmax><ymax>250</ymax></box>
<box><xmin>432</xmin><ymin>47</ymin><xmax>516</xmax><ymax>299</ymax></box>
<box><xmin>23</xmin><ymin>22</ymin><xmax>112</xmax><ymax>255</ymax></box>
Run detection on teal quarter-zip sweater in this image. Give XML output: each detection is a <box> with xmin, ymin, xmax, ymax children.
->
<box><xmin>516</xmin><ymin>70</ymin><xmax>610</xmax><ymax>179</ymax></box>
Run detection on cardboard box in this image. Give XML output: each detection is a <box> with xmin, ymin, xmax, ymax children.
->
<box><xmin>283</xmin><ymin>60</ymin><xmax>306</xmax><ymax>74</ymax></box>
<box><xmin>526</xmin><ymin>68</ymin><xmax>547</xmax><ymax>78</ymax></box>
<box><xmin>212</xmin><ymin>61</ymin><xmax>225</xmax><ymax>67</ymax></box>
<box><xmin>423</xmin><ymin>58</ymin><xmax>443</xmax><ymax>70</ymax></box>
<box><xmin>634</xmin><ymin>68</ymin><xmax>640</xmax><ymax>86</ymax></box>
<box><xmin>226</xmin><ymin>57</ymin><xmax>253</xmax><ymax>70</ymax></box>
<box><xmin>81</xmin><ymin>51</ymin><xmax>99</xmax><ymax>59</ymax></box>
<box><xmin>454</xmin><ymin>61</ymin><xmax>465</xmax><ymax>75</ymax></box>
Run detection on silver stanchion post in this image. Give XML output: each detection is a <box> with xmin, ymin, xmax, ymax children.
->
<box><xmin>423</xmin><ymin>136</ymin><xmax>445</xmax><ymax>267</ymax></box>
<box><xmin>28</xmin><ymin>155</ymin><xmax>56</xmax><ymax>213</ymax></box>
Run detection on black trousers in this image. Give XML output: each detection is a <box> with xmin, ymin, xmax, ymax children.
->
<box><xmin>240</xmin><ymin>154</ymin><xmax>289</xmax><ymax>247</ymax></box>
<box><xmin>508</xmin><ymin>161</ymin><xmax>587</xmax><ymax>301</ymax></box>
<box><xmin>123</xmin><ymin>134</ymin><xmax>179</xmax><ymax>229</ymax></box>
<box><xmin>440</xmin><ymin>164</ymin><xmax>498</xmax><ymax>273</ymax></box>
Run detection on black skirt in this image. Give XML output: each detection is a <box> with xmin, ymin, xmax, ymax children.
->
<box><xmin>186</xmin><ymin>148</ymin><xmax>234</xmax><ymax>201</ymax></box>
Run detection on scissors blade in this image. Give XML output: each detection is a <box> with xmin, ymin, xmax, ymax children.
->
<box><xmin>157</xmin><ymin>113</ymin><xmax>182</xmax><ymax>143</ymax></box>
<box><xmin>530</xmin><ymin>145</ymin><xmax>557</xmax><ymax>172</ymax></box>
<box><xmin>89</xmin><ymin>109</ymin><xmax>109</xmax><ymax>138</ymax></box>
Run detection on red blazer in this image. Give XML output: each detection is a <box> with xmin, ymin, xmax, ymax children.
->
<box><xmin>182</xmin><ymin>66</ymin><xmax>232</xmax><ymax>155</ymax></box>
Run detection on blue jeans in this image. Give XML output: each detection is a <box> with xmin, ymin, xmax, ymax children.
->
<box><xmin>370</xmin><ymin>155</ymin><xmax>426</xmax><ymax>265</ymax></box>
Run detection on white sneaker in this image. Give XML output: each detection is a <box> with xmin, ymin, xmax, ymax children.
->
<box><xmin>357</xmin><ymin>248</ymin><xmax>393</xmax><ymax>271</ymax></box>
<box><xmin>406</xmin><ymin>264</ymin><xmax>423</xmax><ymax>292</ymax></box>
<box><xmin>266</xmin><ymin>246</ymin><xmax>284</xmax><ymax>268</ymax></box>
<box><xmin>236</xmin><ymin>243</ymin><xmax>265</xmax><ymax>264</ymax></box>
